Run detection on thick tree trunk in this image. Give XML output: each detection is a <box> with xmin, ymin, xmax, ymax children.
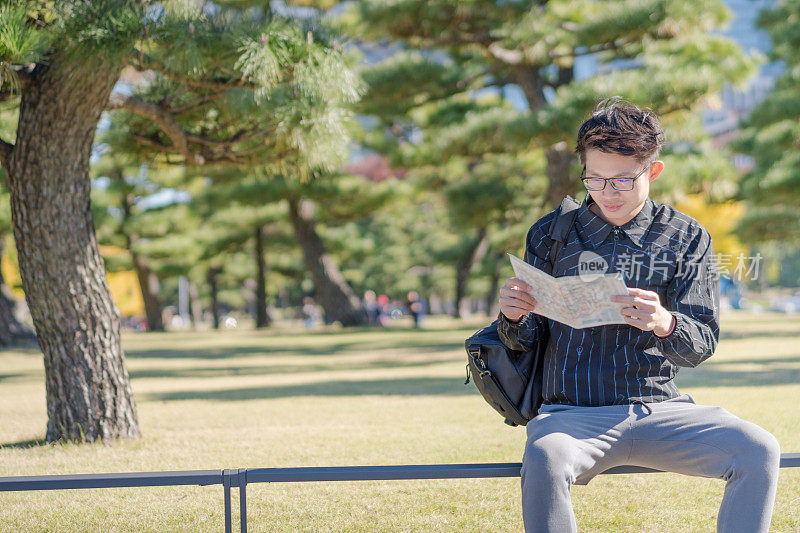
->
<box><xmin>131</xmin><ymin>252</ymin><xmax>164</xmax><ymax>332</ymax></box>
<box><xmin>286</xmin><ymin>197</ymin><xmax>366</xmax><ymax>327</ymax></box>
<box><xmin>5</xmin><ymin>56</ymin><xmax>140</xmax><ymax>442</ymax></box>
<box><xmin>207</xmin><ymin>267</ymin><xmax>221</xmax><ymax>330</ymax></box>
<box><xmin>452</xmin><ymin>227</ymin><xmax>490</xmax><ymax>318</ymax></box>
<box><xmin>514</xmin><ymin>66</ymin><xmax>547</xmax><ymax>110</ymax></box>
<box><xmin>546</xmin><ymin>141</ymin><xmax>579</xmax><ymax>209</ymax></box>
<box><xmin>514</xmin><ymin>65</ymin><xmax>579</xmax><ymax>209</ymax></box>
<box><xmin>254</xmin><ymin>225</ymin><xmax>270</xmax><ymax>328</ymax></box>
<box><xmin>0</xmin><ymin>237</ymin><xmax>35</xmax><ymax>346</ymax></box>
<box><xmin>545</xmin><ymin>65</ymin><xmax>579</xmax><ymax>209</ymax></box>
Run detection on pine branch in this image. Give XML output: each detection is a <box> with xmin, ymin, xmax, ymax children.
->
<box><xmin>0</xmin><ymin>89</ymin><xmax>17</xmax><ymax>103</ymax></box>
<box><xmin>0</xmin><ymin>65</ymin><xmax>34</xmax><ymax>103</ymax></box>
<box><xmin>434</xmin><ymin>32</ymin><xmax>496</xmax><ymax>48</ymax></box>
<box><xmin>186</xmin><ymin>127</ymin><xmax>272</xmax><ymax>148</ymax></box>
<box><xmin>10</xmin><ymin>64</ymin><xmax>35</xmax><ymax>89</ymax></box>
<box><xmin>487</xmin><ymin>43</ymin><xmax>524</xmax><ymax>65</ymax></box>
<box><xmin>106</xmin><ymin>95</ymin><xmax>277</xmax><ymax>166</ymax></box>
<box><xmin>131</xmin><ymin>49</ymin><xmax>258</xmax><ymax>92</ymax></box>
<box><xmin>170</xmin><ymin>91</ymin><xmax>225</xmax><ymax>115</ymax></box>
<box><xmin>0</xmin><ymin>138</ymin><xmax>13</xmax><ymax>173</ymax></box>
<box><xmin>456</xmin><ymin>67</ymin><xmax>496</xmax><ymax>90</ymax></box>
<box><xmin>488</xmin><ymin>39</ymin><xmax>630</xmax><ymax>67</ymax></box>
<box><xmin>130</xmin><ymin>129</ymin><xmax>278</xmax><ymax>168</ymax></box>
<box><xmin>107</xmin><ymin>93</ymin><xmax>206</xmax><ymax>165</ymax></box>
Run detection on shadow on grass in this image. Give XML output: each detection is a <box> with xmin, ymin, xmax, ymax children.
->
<box><xmin>144</xmin><ymin>376</ymin><xmax>472</xmax><ymax>402</ymax></box>
<box><xmin>126</xmin><ymin>339</ymin><xmax>461</xmax><ymax>360</ymax></box>
<box><xmin>232</xmin><ymin>324</ymin><xmax>481</xmax><ymax>338</ymax></box>
<box><xmin>720</xmin><ymin>329</ymin><xmax>800</xmax><ymax>340</ymax></box>
<box><xmin>0</xmin><ymin>373</ymin><xmax>29</xmax><ymax>383</ymax></box>
<box><xmin>677</xmin><ymin>366</ymin><xmax>800</xmax><ymax>388</ymax></box>
<box><xmin>129</xmin><ymin>356</ymin><xmax>460</xmax><ymax>380</ymax></box>
<box><xmin>0</xmin><ymin>438</ymin><xmax>49</xmax><ymax>449</ymax></box>
<box><xmin>704</xmin><ymin>355</ymin><xmax>800</xmax><ymax>366</ymax></box>
<box><xmin>141</xmin><ymin>361</ymin><xmax>800</xmax><ymax>403</ymax></box>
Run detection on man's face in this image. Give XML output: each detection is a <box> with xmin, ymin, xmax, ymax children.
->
<box><xmin>583</xmin><ymin>149</ymin><xmax>663</xmax><ymax>226</ymax></box>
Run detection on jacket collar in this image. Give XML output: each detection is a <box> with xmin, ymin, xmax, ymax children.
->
<box><xmin>576</xmin><ymin>195</ymin><xmax>654</xmax><ymax>248</ymax></box>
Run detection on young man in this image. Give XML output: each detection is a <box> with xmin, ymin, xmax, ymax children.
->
<box><xmin>497</xmin><ymin>98</ymin><xmax>781</xmax><ymax>533</ymax></box>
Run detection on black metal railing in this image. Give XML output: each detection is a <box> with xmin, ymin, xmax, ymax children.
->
<box><xmin>3</xmin><ymin>454</ymin><xmax>799</xmax><ymax>532</ymax></box>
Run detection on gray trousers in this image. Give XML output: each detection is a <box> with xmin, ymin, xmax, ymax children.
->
<box><xmin>521</xmin><ymin>393</ymin><xmax>781</xmax><ymax>532</ymax></box>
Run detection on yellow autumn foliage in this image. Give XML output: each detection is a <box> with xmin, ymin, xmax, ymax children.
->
<box><xmin>1</xmin><ymin>241</ymin><xmax>144</xmax><ymax>317</ymax></box>
<box><xmin>107</xmin><ymin>270</ymin><xmax>145</xmax><ymax>317</ymax></box>
<box><xmin>1</xmin><ymin>246</ymin><xmax>24</xmax><ymax>299</ymax></box>
<box><xmin>672</xmin><ymin>194</ymin><xmax>747</xmax><ymax>259</ymax></box>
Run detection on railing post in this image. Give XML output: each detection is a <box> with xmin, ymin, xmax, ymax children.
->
<box><xmin>238</xmin><ymin>468</ymin><xmax>247</xmax><ymax>533</ymax></box>
<box><xmin>223</xmin><ymin>469</ymin><xmax>234</xmax><ymax>533</ymax></box>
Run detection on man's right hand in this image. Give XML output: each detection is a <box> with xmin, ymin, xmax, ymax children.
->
<box><xmin>499</xmin><ymin>277</ymin><xmax>537</xmax><ymax>323</ymax></box>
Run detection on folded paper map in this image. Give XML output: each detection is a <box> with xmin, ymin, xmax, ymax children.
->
<box><xmin>508</xmin><ymin>253</ymin><xmax>629</xmax><ymax>329</ymax></box>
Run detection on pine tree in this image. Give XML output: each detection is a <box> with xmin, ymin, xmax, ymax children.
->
<box><xmin>0</xmin><ymin>1</ymin><xmax>362</xmax><ymax>443</ymax></box>
<box><xmin>731</xmin><ymin>0</ymin><xmax>800</xmax><ymax>244</ymax></box>
<box><xmin>194</xmin><ymin>167</ymin><xmax>395</xmax><ymax>326</ymax></box>
<box><xmin>337</xmin><ymin>0</ymin><xmax>755</xmax><ymax>316</ymax></box>
<box><xmin>343</xmin><ymin>0</ymin><xmax>754</xmax><ymax>203</ymax></box>
<box><xmin>190</xmin><ymin>183</ymin><xmax>286</xmax><ymax>329</ymax></box>
<box><xmin>91</xmin><ymin>152</ymin><xmax>191</xmax><ymax>332</ymax></box>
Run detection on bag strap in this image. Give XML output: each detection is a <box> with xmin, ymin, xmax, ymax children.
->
<box><xmin>546</xmin><ymin>195</ymin><xmax>581</xmax><ymax>271</ymax></box>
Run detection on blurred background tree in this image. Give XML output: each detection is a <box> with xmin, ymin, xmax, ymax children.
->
<box><xmin>731</xmin><ymin>0</ymin><xmax>800</xmax><ymax>246</ymax></box>
<box><xmin>333</xmin><ymin>0</ymin><xmax>756</xmax><ymax>316</ymax></box>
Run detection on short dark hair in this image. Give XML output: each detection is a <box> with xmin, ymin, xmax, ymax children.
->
<box><xmin>575</xmin><ymin>97</ymin><xmax>665</xmax><ymax>165</ymax></box>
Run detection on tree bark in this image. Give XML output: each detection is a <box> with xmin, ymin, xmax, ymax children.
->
<box><xmin>514</xmin><ymin>66</ymin><xmax>547</xmax><ymax>110</ymax></box>
<box><xmin>207</xmin><ymin>267</ymin><xmax>220</xmax><ymax>330</ymax></box>
<box><xmin>254</xmin><ymin>225</ymin><xmax>270</xmax><ymax>328</ymax></box>
<box><xmin>513</xmin><ymin>65</ymin><xmax>579</xmax><ymax>209</ymax></box>
<box><xmin>120</xmin><ymin>188</ymin><xmax>164</xmax><ymax>332</ymax></box>
<box><xmin>452</xmin><ymin>226</ymin><xmax>490</xmax><ymax>318</ymax></box>
<box><xmin>286</xmin><ymin>196</ymin><xmax>366</xmax><ymax>326</ymax></box>
<box><xmin>0</xmin><ymin>236</ymin><xmax>36</xmax><ymax>346</ymax></box>
<box><xmin>5</xmin><ymin>55</ymin><xmax>140</xmax><ymax>443</ymax></box>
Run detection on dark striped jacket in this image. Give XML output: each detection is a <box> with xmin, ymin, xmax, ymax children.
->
<box><xmin>498</xmin><ymin>195</ymin><xmax>720</xmax><ymax>407</ymax></box>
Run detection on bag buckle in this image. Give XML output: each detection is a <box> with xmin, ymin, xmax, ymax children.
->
<box><xmin>468</xmin><ymin>346</ymin><xmax>491</xmax><ymax>377</ymax></box>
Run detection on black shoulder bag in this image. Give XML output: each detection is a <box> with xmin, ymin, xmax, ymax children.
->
<box><xmin>463</xmin><ymin>196</ymin><xmax>580</xmax><ymax>426</ymax></box>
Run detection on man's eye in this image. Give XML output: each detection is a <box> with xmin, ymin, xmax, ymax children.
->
<box><xmin>613</xmin><ymin>178</ymin><xmax>633</xmax><ymax>185</ymax></box>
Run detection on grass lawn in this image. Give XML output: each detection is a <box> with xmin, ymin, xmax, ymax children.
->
<box><xmin>1</xmin><ymin>312</ymin><xmax>799</xmax><ymax>532</ymax></box>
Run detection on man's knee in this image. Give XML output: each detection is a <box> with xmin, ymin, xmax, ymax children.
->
<box><xmin>521</xmin><ymin>432</ymin><xmax>579</xmax><ymax>483</ymax></box>
<box><xmin>746</xmin><ymin>427</ymin><xmax>781</xmax><ymax>469</ymax></box>
<box><xmin>726</xmin><ymin>419</ymin><xmax>781</xmax><ymax>475</ymax></box>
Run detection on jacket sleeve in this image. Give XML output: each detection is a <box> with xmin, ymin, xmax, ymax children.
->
<box><xmin>497</xmin><ymin>213</ymin><xmax>554</xmax><ymax>352</ymax></box>
<box><xmin>654</xmin><ymin>229</ymin><xmax>720</xmax><ymax>367</ymax></box>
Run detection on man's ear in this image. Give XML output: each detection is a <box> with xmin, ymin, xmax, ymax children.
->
<box><xmin>649</xmin><ymin>160</ymin><xmax>664</xmax><ymax>182</ymax></box>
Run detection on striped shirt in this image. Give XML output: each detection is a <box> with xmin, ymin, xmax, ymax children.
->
<box><xmin>497</xmin><ymin>194</ymin><xmax>720</xmax><ymax>407</ymax></box>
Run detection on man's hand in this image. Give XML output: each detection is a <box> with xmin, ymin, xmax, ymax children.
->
<box><xmin>610</xmin><ymin>287</ymin><xmax>675</xmax><ymax>336</ymax></box>
<box><xmin>499</xmin><ymin>277</ymin><xmax>537</xmax><ymax>323</ymax></box>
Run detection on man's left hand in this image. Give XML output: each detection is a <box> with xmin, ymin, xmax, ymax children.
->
<box><xmin>610</xmin><ymin>287</ymin><xmax>675</xmax><ymax>337</ymax></box>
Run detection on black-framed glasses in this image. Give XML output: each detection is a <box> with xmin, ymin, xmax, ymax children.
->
<box><xmin>580</xmin><ymin>164</ymin><xmax>650</xmax><ymax>191</ymax></box>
